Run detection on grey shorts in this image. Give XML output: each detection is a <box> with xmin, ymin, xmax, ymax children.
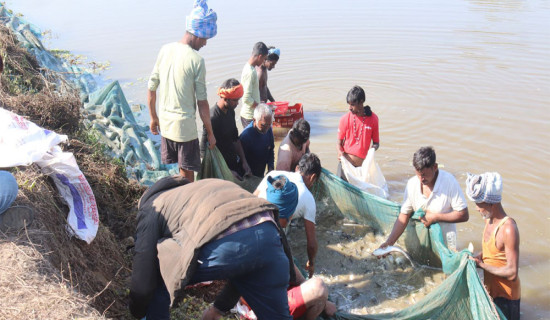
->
<box><xmin>161</xmin><ymin>137</ymin><xmax>201</xmax><ymax>172</ymax></box>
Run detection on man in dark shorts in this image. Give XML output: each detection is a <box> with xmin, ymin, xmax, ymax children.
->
<box><xmin>200</xmin><ymin>79</ymin><xmax>252</xmax><ymax>180</ymax></box>
<box><xmin>147</xmin><ymin>0</ymin><xmax>217</xmax><ymax>181</ymax></box>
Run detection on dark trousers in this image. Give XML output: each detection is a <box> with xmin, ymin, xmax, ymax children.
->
<box><xmin>494</xmin><ymin>297</ymin><xmax>520</xmax><ymax>320</ymax></box>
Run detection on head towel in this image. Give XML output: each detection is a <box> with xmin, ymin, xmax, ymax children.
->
<box><xmin>186</xmin><ymin>0</ymin><xmax>217</xmax><ymax>39</ymax></box>
<box><xmin>266</xmin><ymin>175</ymin><xmax>298</xmax><ymax>220</ymax></box>
<box><xmin>268</xmin><ymin>47</ymin><xmax>280</xmax><ymax>57</ymax></box>
<box><xmin>465</xmin><ymin>172</ymin><xmax>502</xmax><ymax>204</ymax></box>
<box><xmin>217</xmin><ymin>84</ymin><xmax>244</xmax><ymax>100</ymax></box>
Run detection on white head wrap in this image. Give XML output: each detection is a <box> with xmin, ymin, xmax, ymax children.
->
<box><xmin>465</xmin><ymin>172</ymin><xmax>503</xmax><ymax>204</ymax></box>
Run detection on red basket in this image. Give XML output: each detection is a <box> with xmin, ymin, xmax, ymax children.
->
<box><xmin>270</xmin><ymin>103</ymin><xmax>303</xmax><ymax>129</ymax></box>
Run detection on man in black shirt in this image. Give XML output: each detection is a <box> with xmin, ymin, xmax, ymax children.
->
<box><xmin>201</xmin><ymin>79</ymin><xmax>252</xmax><ymax>179</ymax></box>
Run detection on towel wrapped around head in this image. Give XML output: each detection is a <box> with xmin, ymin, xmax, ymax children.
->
<box><xmin>268</xmin><ymin>47</ymin><xmax>281</xmax><ymax>57</ymax></box>
<box><xmin>266</xmin><ymin>175</ymin><xmax>298</xmax><ymax>220</ymax></box>
<box><xmin>217</xmin><ymin>84</ymin><xmax>243</xmax><ymax>100</ymax></box>
<box><xmin>186</xmin><ymin>0</ymin><xmax>217</xmax><ymax>39</ymax></box>
<box><xmin>465</xmin><ymin>172</ymin><xmax>502</xmax><ymax>204</ymax></box>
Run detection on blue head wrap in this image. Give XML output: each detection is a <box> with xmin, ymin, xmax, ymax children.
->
<box><xmin>268</xmin><ymin>47</ymin><xmax>281</xmax><ymax>57</ymax></box>
<box><xmin>186</xmin><ymin>0</ymin><xmax>217</xmax><ymax>39</ymax></box>
<box><xmin>266</xmin><ymin>175</ymin><xmax>298</xmax><ymax>220</ymax></box>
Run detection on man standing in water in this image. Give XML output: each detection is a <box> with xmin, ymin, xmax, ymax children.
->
<box><xmin>257</xmin><ymin>46</ymin><xmax>280</xmax><ymax>103</ymax></box>
<box><xmin>378</xmin><ymin>146</ymin><xmax>469</xmax><ymax>250</ymax></box>
<box><xmin>147</xmin><ymin>0</ymin><xmax>217</xmax><ymax>182</ymax></box>
<box><xmin>240</xmin><ymin>42</ymin><xmax>269</xmax><ymax>128</ymax></box>
<box><xmin>337</xmin><ymin>85</ymin><xmax>379</xmax><ymax>179</ymax></box>
<box><xmin>466</xmin><ymin>172</ymin><xmax>520</xmax><ymax>320</ymax></box>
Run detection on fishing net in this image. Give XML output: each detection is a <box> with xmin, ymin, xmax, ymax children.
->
<box><xmin>313</xmin><ymin>168</ymin><xmax>504</xmax><ymax>319</ymax></box>
<box><xmin>199</xmin><ymin>159</ymin><xmax>505</xmax><ymax>319</ymax></box>
<box><xmin>198</xmin><ymin>147</ymin><xmax>261</xmax><ymax>193</ymax></box>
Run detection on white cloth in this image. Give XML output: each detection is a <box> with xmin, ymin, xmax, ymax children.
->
<box><xmin>465</xmin><ymin>172</ymin><xmax>502</xmax><ymax>204</ymax></box>
<box><xmin>257</xmin><ymin>170</ymin><xmax>316</xmax><ymax>224</ymax></box>
<box><xmin>401</xmin><ymin>169</ymin><xmax>467</xmax><ymax>239</ymax></box>
<box><xmin>340</xmin><ymin>148</ymin><xmax>389</xmax><ymax>198</ymax></box>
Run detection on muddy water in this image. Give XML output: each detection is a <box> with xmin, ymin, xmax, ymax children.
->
<box><xmin>5</xmin><ymin>0</ymin><xmax>549</xmax><ymax>318</ymax></box>
<box><xmin>288</xmin><ymin>213</ymin><xmax>446</xmax><ymax>314</ymax></box>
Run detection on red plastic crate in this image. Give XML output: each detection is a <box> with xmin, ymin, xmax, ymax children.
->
<box><xmin>271</xmin><ymin>103</ymin><xmax>303</xmax><ymax>129</ymax></box>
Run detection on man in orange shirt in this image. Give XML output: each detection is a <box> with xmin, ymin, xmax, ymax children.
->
<box><xmin>466</xmin><ymin>172</ymin><xmax>520</xmax><ymax>320</ymax></box>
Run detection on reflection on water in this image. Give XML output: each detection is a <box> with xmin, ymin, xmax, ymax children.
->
<box><xmin>5</xmin><ymin>0</ymin><xmax>550</xmax><ymax>317</ymax></box>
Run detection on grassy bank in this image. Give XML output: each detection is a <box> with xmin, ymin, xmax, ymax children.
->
<box><xmin>0</xmin><ymin>23</ymin><xmax>234</xmax><ymax>319</ymax></box>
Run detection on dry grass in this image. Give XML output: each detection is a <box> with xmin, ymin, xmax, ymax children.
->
<box><xmin>1</xmin><ymin>20</ymin><xmax>230</xmax><ymax>320</ymax></box>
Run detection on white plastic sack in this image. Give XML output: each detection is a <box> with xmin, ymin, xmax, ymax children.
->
<box><xmin>341</xmin><ymin>148</ymin><xmax>389</xmax><ymax>199</ymax></box>
<box><xmin>0</xmin><ymin>108</ymin><xmax>98</xmax><ymax>243</ymax></box>
<box><xmin>0</xmin><ymin>108</ymin><xmax>67</xmax><ymax>167</ymax></box>
<box><xmin>35</xmin><ymin>146</ymin><xmax>99</xmax><ymax>244</ymax></box>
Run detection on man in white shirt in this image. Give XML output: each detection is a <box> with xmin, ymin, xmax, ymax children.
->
<box><xmin>254</xmin><ymin>153</ymin><xmax>321</xmax><ymax>277</ymax></box>
<box><xmin>378</xmin><ymin>146</ymin><xmax>469</xmax><ymax>251</ymax></box>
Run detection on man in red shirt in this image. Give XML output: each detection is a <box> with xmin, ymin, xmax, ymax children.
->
<box><xmin>337</xmin><ymin>86</ymin><xmax>379</xmax><ymax>179</ymax></box>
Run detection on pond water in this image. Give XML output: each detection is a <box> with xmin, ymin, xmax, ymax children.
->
<box><xmin>5</xmin><ymin>0</ymin><xmax>549</xmax><ymax>318</ymax></box>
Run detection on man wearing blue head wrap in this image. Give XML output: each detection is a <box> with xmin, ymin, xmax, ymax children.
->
<box><xmin>254</xmin><ymin>153</ymin><xmax>321</xmax><ymax>278</ymax></box>
<box><xmin>257</xmin><ymin>46</ymin><xmax>281</xmax><ymax>103</ymax></box>
<box><xmin>266</xmin><ymin>175</ymin><xmax>299</xmax><ymax>221</ymax></box>
<box><xmin>147</xmin><ymin>0</ymin><xmax>218</xmax><ymax>183</ymax></box>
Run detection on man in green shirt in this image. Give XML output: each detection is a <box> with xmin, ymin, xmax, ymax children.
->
<box><xmin>240</xmin><ymin>42</ymin><xmax>269</xmax><ymax>128</ymax></box>
<box><xmin>147</xmin><ymin>0</ymin><xmax>217</xmax><ymax>182</ymax></box>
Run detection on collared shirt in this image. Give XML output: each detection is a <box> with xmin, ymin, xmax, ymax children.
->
<box><xmin>148</xmin><ymin>42</ymin><xmax>207</xmax><ymax>142</ymax></box>
<box><xmin>401</xmin><ymin>169</ymin><xmax>467</xmax><ymax>238</ymax></box>
<box><xmin>240</xmin><ymin>63</ymin><xmax>260</xmax><ymax>120</ymax></box>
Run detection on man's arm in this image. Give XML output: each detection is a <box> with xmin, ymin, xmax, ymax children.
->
<box><xmin>421</xmin><ymin>208</ymin><xmax>469</xmax><ymax>228</ymax></box>
<box><xmin>337</xmin><ymin>138</ymin><xmax>345</xmax><ymax>161</ymax></box>
<box><xmin>472</xmin><ymin>221</ymin><xmax>520</xmax><ymax>281</ymax></box>
<box><xmin>129</xmin><ymin>214</ymin><xmax>161</xmax><ymax>318</ymax></box>
<box><xmin>148</xmin><ymin>90</ymin><xmax>159</xmax><ymax>135</ymax></box>
<box><xmin>379</xmin><ymin>213</ymin><xmax>411</xmax><ymax>249</ymax></box>
<box><xmin>304</xmin><ymin>220</ymin><xmax>317</xmax><ymax>278</ymax></box>
<box><xmin>198</xmin><ymin>100</ymin><xmax>216</xmax><ymax>149</ymax></box>
<box><xmin>266</xmin><ymin>86</ymin><xmax>275</xmax><ymax>102</ymax></box>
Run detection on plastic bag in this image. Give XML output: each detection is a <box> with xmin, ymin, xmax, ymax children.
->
<box><xmin>340</xmin><ymin>148</ymin><xmax>389</xmax><ymax>198</ymax></box>
<box><xmin>0</xmin><ymin>108</ymin><xmax>98</xmax><ymax>243</ymax></box>
<box><xmin>35</xmin><ymin>146</ymin><xmax>99</xmax><ymax>244</ymax></box>
<box><xmin>0</xmin><ymin>108</ymin><xmax>67</xmax><ymax>167</ymax></box>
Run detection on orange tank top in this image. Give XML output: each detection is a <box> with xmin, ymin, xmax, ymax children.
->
<box><xmin>482</xmin><ymin>216</ymin><xmax>521</xmax><ymax>300</ymax></box>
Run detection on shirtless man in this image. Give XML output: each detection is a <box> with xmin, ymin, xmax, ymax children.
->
<box><xmin>276</xmin><ymin>119</ymin><xmax>310</xmax><ymax>172</ymax></box>
<box><xmin>257</xmin><ymin>46</ymin><xmax>280</xmax><ymax>103</ymax></box>
<box><xmin>466</xmin><ymin>172</ymin><xmax>520</xmax><ymax>320</ymax></box>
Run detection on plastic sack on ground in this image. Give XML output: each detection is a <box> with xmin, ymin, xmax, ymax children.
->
<box><xmin>340</xmin><ymin>148</ymin><xmax>389</xmax><ymax>199</ymax></box>
<box><xmin>0</xmin><ymin>108</ymin><xmax>98</xmax><ymax>243</ymax></box>
<box><xmin>0</xmin><ymin>108</ymin><xmax>68</xmax><ymax>167</ymax></box>
<box><xmin>35</xmin><ymin>146</ymin><xmax>99</xmax><ymax>244</ymax></box>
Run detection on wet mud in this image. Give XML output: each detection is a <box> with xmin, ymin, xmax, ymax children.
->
<box><xmin>287</xmin><ymin>213</ymin><xmax>445</xmax><ymax>314</ymax></box>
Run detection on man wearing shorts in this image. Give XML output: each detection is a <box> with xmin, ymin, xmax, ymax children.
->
<box><xmin>147</xmin><ymin>0</ymin><xmax>217</xmax><ymax>181</ymax></box>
